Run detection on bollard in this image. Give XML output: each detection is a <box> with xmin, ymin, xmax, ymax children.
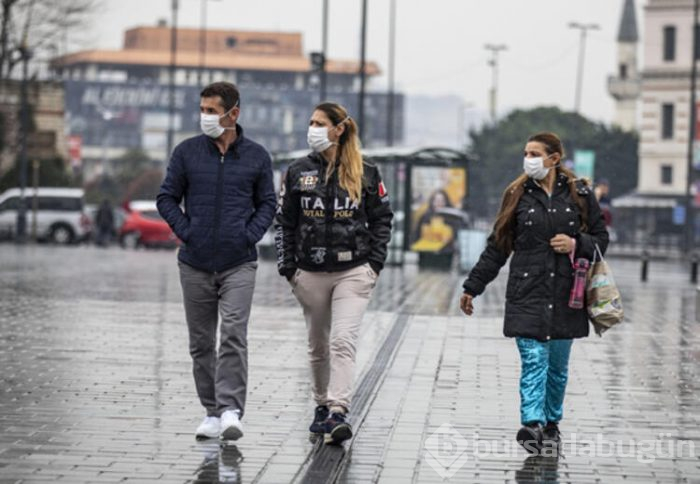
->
<box><xmin>641</xmin><ymin>251</ymin><xmax>649</xmax><ymax>282</ymax></box>
<box><xmin>692</xmin><ymin>254</ymin><xmax>699</xmax><ymax>284</ymax></box>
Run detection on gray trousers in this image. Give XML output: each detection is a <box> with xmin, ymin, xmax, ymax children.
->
<box><xmin>178</xmin><ymin>261</ymin><xmax>257</xmax><ymax>418</ymax></box>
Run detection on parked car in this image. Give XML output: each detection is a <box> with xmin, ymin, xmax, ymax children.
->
<box><xmin>119</xmin><ymin>200</ymin><xmax>179</xmax><ymax>249</ymax></box>
<box><xmin>0</xmin><ymin>187</ymin><xmax>91</xmax><ymax>244</ymax></box>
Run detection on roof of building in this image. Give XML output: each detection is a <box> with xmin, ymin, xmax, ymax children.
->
<box><xmin>50</xmin><ymin>49</ymin><xmax>380</xmax><ymax>75</ymax></box>
<box><xmin>50</xmin><ymin>25</ymin><xmax>380</xmax><ymax>76</ymax></box>
<box><xmin>618</xmin><ymin>0</ymin><xmax>639</xmax><ymax>43</ymax></box>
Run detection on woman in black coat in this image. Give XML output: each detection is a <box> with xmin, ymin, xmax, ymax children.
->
<box><xmin>460</xmin><ymin>132</ymin><xmax>609</xmax><ymax>455</ymax></box>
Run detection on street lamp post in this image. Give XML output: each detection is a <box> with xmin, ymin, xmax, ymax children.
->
<box><xmin>320</xmin><ymin>0</ymin><xmax>328</xmax><ymax>103</ymax></box>
<box><xmin>358</xmin><ymin>0</ymin><xmax>368</xmax><ymax>142</ymax></box>
<box><xmin>386</xmin><ymin>0</ymin><xmax>396</xmax><ymax>147</ymax></box>
<box><xmin>484</xmin><ymin>44</ymin><xmax>507</xmax><ymax>122</ymax></box>
<box><xmin>198</xmin><ymin>0</ymin><xmax>207</xmax><ymax>86</ymax></box>
<box><xmin>166</xmin><ymin>0</ymin><xmax>179</xmax><ymax>162</ymax></box>
<box><xmin>569</xmin><ymin>22</ymin><xmax>600</xmax><ymax>113</ymax></box>
<box><xmin>15</xmin><ymin>43</ymin><xmax>32</xmax><ymax>244</ymax></box>
<box><xmin>197</xmin><ymin>0</ymin><xmax>221</xmax><ymax>87</ymax></box>
<box><xmin>685</xmin><ymin>0</ymin><xmax>699</xmax><ymax>252</ymax></box>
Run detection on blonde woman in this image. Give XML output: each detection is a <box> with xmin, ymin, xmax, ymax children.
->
<box><xmin>274</xmin><ymin>102</ymin><xmax>393</xmax><ymax>445</ymax></box>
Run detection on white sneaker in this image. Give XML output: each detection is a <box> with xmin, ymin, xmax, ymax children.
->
<box><xmin>195</xmin><ymin>416</ymin><xmax>220</xmax><ymax>440</ymax></box>
<box><xmin>220</xmin><ymin>409</ymin><xmax>243</xmax><ymax>441</ymax></box>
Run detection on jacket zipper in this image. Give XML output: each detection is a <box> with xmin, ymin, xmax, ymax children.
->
<box><xmin>324</xmin><ymin>168</ymin><xmax>335</xmax><ymax>271</ymax></box>
<box><xmin>212</xmin><ymin>153</ymin><xmax>225</xmax><ymax>272</ymax></box>
<box><xmin>545</xmin><ymin>191</ymin><xmax>554</xmax><ymax>339</ymax></box>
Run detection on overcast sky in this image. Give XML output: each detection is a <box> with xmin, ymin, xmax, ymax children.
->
<box><xmin>83</xmin><ymin>0</ymin><xmax>645</xmax><ymax>125</ymax></box>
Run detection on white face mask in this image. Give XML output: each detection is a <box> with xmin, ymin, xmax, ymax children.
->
<box><xmin>307</xmin><ymin>126</ymin><xmax>334</xmax><ymax>152</ymax></box>
<box><xmin>200</xmin><ymin>104</ymin><xmax>237</xmax><ymax>138</ymax></box>
<box><xmin>523</xmin><ymin>155</ymin><xmax>554</xmax><ymax>180</ymax></box>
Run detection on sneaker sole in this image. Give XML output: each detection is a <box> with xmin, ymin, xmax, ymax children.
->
<box><xmin>221</xmin><ymin>426</ymin><xmax>243</xmax><ymax>441</ymax></box>
<box><xmin>516</xmin><ymin>428</ymin><xmax>542</xmax><ymax>454</ymax></box>
<box><xmin>195</xmin><ymin>432</ymin><xmax>220</xmax><ymax>440</ymax></box>
<box><xmin>324</xmin><ymin>424</ymin><xmax>352</xmax><ymax>445</ymax></box>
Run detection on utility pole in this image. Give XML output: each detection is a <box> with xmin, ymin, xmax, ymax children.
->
<box><xmin>320</xmin><ymin>0</ymin><xmax>328</xmax><ymax>103</ymax></box>
<box><xmin>166</xmin><ymin>0</ymin><xmax>179</xmax><ymax>162</ymax></box>
<box><xmin>685</xmin><ymin>0</ymin><xmax>699</xmax><ymax>252</ymax></box>
<box><xmin>15</xmin><ymin>42</ymin><xmax>32</xmax><ymax>244</ymax></box>
<box><xmin>484</xmin><ymin>43</ymin><xmax>507</xmax><ymax>122</ymax></box>
<box><xmin>198</xmin><ymin>0</ymin><xmax>207</xmax><ymax>86</ymax></box>
<box><xmin>358</xmin><ymin>0</ymin><xmax>368</xmax><ymax>142</ymax></box>
<box><xmin>569</xmin><ymin>22</ymin><xmax>600</xmax><ymax>113</ymax></box>
<box><xmin>386</xmin><ymin>0</ymin><xmax>396</xmax><ymax>146</ymax></box>
<box><xmin>197</xmin><ymin>0</ymin><xmax>221</xmax><ymax>86</ymax></box>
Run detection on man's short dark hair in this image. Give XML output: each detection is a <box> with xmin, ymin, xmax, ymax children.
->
<box><xmin>200</xmin><ymin>82</ymin><xmax>240</xmax><ymax>111</ymax></box>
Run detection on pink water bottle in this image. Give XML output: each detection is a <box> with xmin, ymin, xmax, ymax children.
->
<box><xmin>568</xmin><ymin>258</ymin><xmax>590</xmax><ymax>309</ymax></box>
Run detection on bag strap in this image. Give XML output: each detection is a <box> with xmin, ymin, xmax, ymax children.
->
<box><xmin>592</xmin><ymin>243</ymin><xmax>604</xmax><ymax>264</ymax></box>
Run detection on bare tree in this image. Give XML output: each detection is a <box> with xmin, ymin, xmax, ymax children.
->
<box><xmin>0</xmin><ymin>0</ymin><xmax>100</xmax><ymax>80</ymax></box>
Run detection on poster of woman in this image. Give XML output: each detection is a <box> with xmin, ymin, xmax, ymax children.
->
<box><xmin>410</xmin><ymin>167</ymin><xmax>469</xmax><ymax>254</ymax></box>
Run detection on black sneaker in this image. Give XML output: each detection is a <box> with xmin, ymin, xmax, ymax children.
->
<box><xmin>323</xmin><ymin>412</ymin><xmax>352</xmax><ymax>445</ymax></box>
<box><xmin>309</xmin><ymin>405</ymin><xmax>329</xmax><ymax>434</ymax></box>
<box><xmin>516</xmin><ymin>422</ymin><xmax>543</xmax><ymax>454</ymax></box>
<box><xmin>542</xmin><ymin>422</ymin><xmax>562</xmax><ymax>451</ymax></box>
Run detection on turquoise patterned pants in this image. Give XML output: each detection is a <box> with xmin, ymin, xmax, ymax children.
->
<box><xmin>515</xmin><ymin>337</ymin><xmax>573</xmax><ymax>426</ymax></box>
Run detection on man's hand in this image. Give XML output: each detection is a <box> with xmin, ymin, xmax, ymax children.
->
<box><xmin>460</xmin><ymin>293</ymin><xmax>474</xmax><ymax>316</ymax></box>
<box><xmin>550</xmin><ymin>234</ymin><xmax>574</xmax><ymax>254</ymax></box>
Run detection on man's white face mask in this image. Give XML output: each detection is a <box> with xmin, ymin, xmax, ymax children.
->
<box><xmin>200</xmin><ymin>101</ymin><xmax>238</xmax><ymax>138</ymax></box>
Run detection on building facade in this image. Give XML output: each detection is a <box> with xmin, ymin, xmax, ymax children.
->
<box><xmin>50</xmin><ymin>25</ymin><xmax>403</xmax><ymax>179</ymax></box>
<box><xmin>611</xmin><ymin>0</ymin><xmax>699</xmax><ymax>248</ymax></box>
<box><xmin>638</xmin><ymin>0</ymin><xmax>697</xmax><ymax>196</ymax></box>
<box><xmin>0</xmin><ymin>81</ymin><xmax>67</xmax><ymax>176</ymax></box>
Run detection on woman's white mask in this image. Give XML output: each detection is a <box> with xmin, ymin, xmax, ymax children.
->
<box><xmin>523</xmin><ymin>155</ymin><xmax>555</xmax><ymax>180</ymax></box>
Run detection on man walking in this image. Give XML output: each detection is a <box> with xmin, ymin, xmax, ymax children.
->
<box><xmin>157</xmin><ymin>82</ymin><xmax>276</xmax><ymax>440</ymax></box>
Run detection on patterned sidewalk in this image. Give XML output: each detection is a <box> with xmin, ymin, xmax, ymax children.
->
<box><xmin>0</xmin><ymin>246</ymin><xmax>698</xmax><ymax>483</ymax></box>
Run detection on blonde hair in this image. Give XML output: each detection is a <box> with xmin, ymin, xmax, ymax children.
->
<box><xmin>314</xmin><ymin>102</ymin><xmax>364</xmax><ymax>203</ymax></box>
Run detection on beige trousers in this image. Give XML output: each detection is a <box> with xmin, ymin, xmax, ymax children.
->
<box><xmin>291</xmin><ymin>263</ymin><xmax>377</xmax><ymax>411</ymax></box>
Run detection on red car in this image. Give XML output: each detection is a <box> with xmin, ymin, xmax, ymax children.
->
<box><xmin>119</xmin><ymin>200</ymin><xmax>179</xmax><ymax>249</ymax></box>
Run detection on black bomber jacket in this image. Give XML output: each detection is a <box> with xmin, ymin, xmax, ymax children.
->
<box><xmin>274</xmin><ymin>152</ymin><xmax>393</xmax><ymax>279</ymax></box>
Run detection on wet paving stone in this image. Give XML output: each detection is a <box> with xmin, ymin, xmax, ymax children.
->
<box><xmin>1</xmin><ymin>245</ymin><xmax>700</xmax><ymax>483</ymax></box>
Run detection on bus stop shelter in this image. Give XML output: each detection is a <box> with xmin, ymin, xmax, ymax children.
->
<box><xmin>272</xmin><ymin>146</ymin><xmax>473</xmax><ymax>268</ymax></box>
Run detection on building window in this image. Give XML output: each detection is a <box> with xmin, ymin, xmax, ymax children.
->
<box><xmin>661</xmin><ymin>103</ymin><xmax>674</xmax><ymax>139</ymax></box>
<box><xmin>619</xmin><ymin>63</ymin><xmax>628</xmax><ymax>79</ymax></box>
<box><xmin>663</xmin><ymin>26</ymin><xmax>676</xmax><ymax>61</ymax></box>
<box><xmin>661</xmin><ymin>165</ymin><xmax>673</xmax><ymax>185</ymax></box>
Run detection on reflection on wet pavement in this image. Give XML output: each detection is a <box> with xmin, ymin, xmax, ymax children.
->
<box><xmin>0</xmin><ymin>245</ymin><xmax>698</xmax><ymax>482</ymax></box>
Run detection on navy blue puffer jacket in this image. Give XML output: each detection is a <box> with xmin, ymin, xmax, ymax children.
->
<box><xmin>157</xmin><ymin>126</ymin><xmax>276</xmax><ymax>273</ymax></box>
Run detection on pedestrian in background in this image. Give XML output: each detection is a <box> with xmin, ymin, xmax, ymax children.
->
<box><xmin>157</xmin><ymin>81</ymin><xmax>276</xmax><ymax>441</ymax></box>
<box><xmin>459</xmin><ymin>132</ymin><xmax>609</xmax><ymax>454</ymax></box>
<box><xmin>94</xmin><ymin>199</ymin><xmax>114</xmax><ymax>247</ymax></box>
<box><xmin>274</xmin><ymin>102</ymin><xmax>393</xmax><ymax>445</ymax></box>
<box><xmin>594</xmin><ymin>178</ymin><xmax>612</xmax><ymax>228</ymax></box>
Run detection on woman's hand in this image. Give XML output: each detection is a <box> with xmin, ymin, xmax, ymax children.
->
<box><xmin>460</xmin><ymin>293</ymin><xmax>474</xmax><ymax>316</ymax></box>
<box><xmin>550</xmin><ymin>234</ymin><xmax>575</xmax><ymax>254</ymax></box>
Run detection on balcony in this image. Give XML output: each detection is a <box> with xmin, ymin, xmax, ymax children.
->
<box><xmin>608</xmin><ymin>75</ymin><xmax>641</xmax><ymax>100</ymax></box>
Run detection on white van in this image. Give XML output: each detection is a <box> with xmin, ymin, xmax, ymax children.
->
<box><xmin>0</xmin><ymin>187</ymin><xmax>91</xmax><ymax>244</ymax></box>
